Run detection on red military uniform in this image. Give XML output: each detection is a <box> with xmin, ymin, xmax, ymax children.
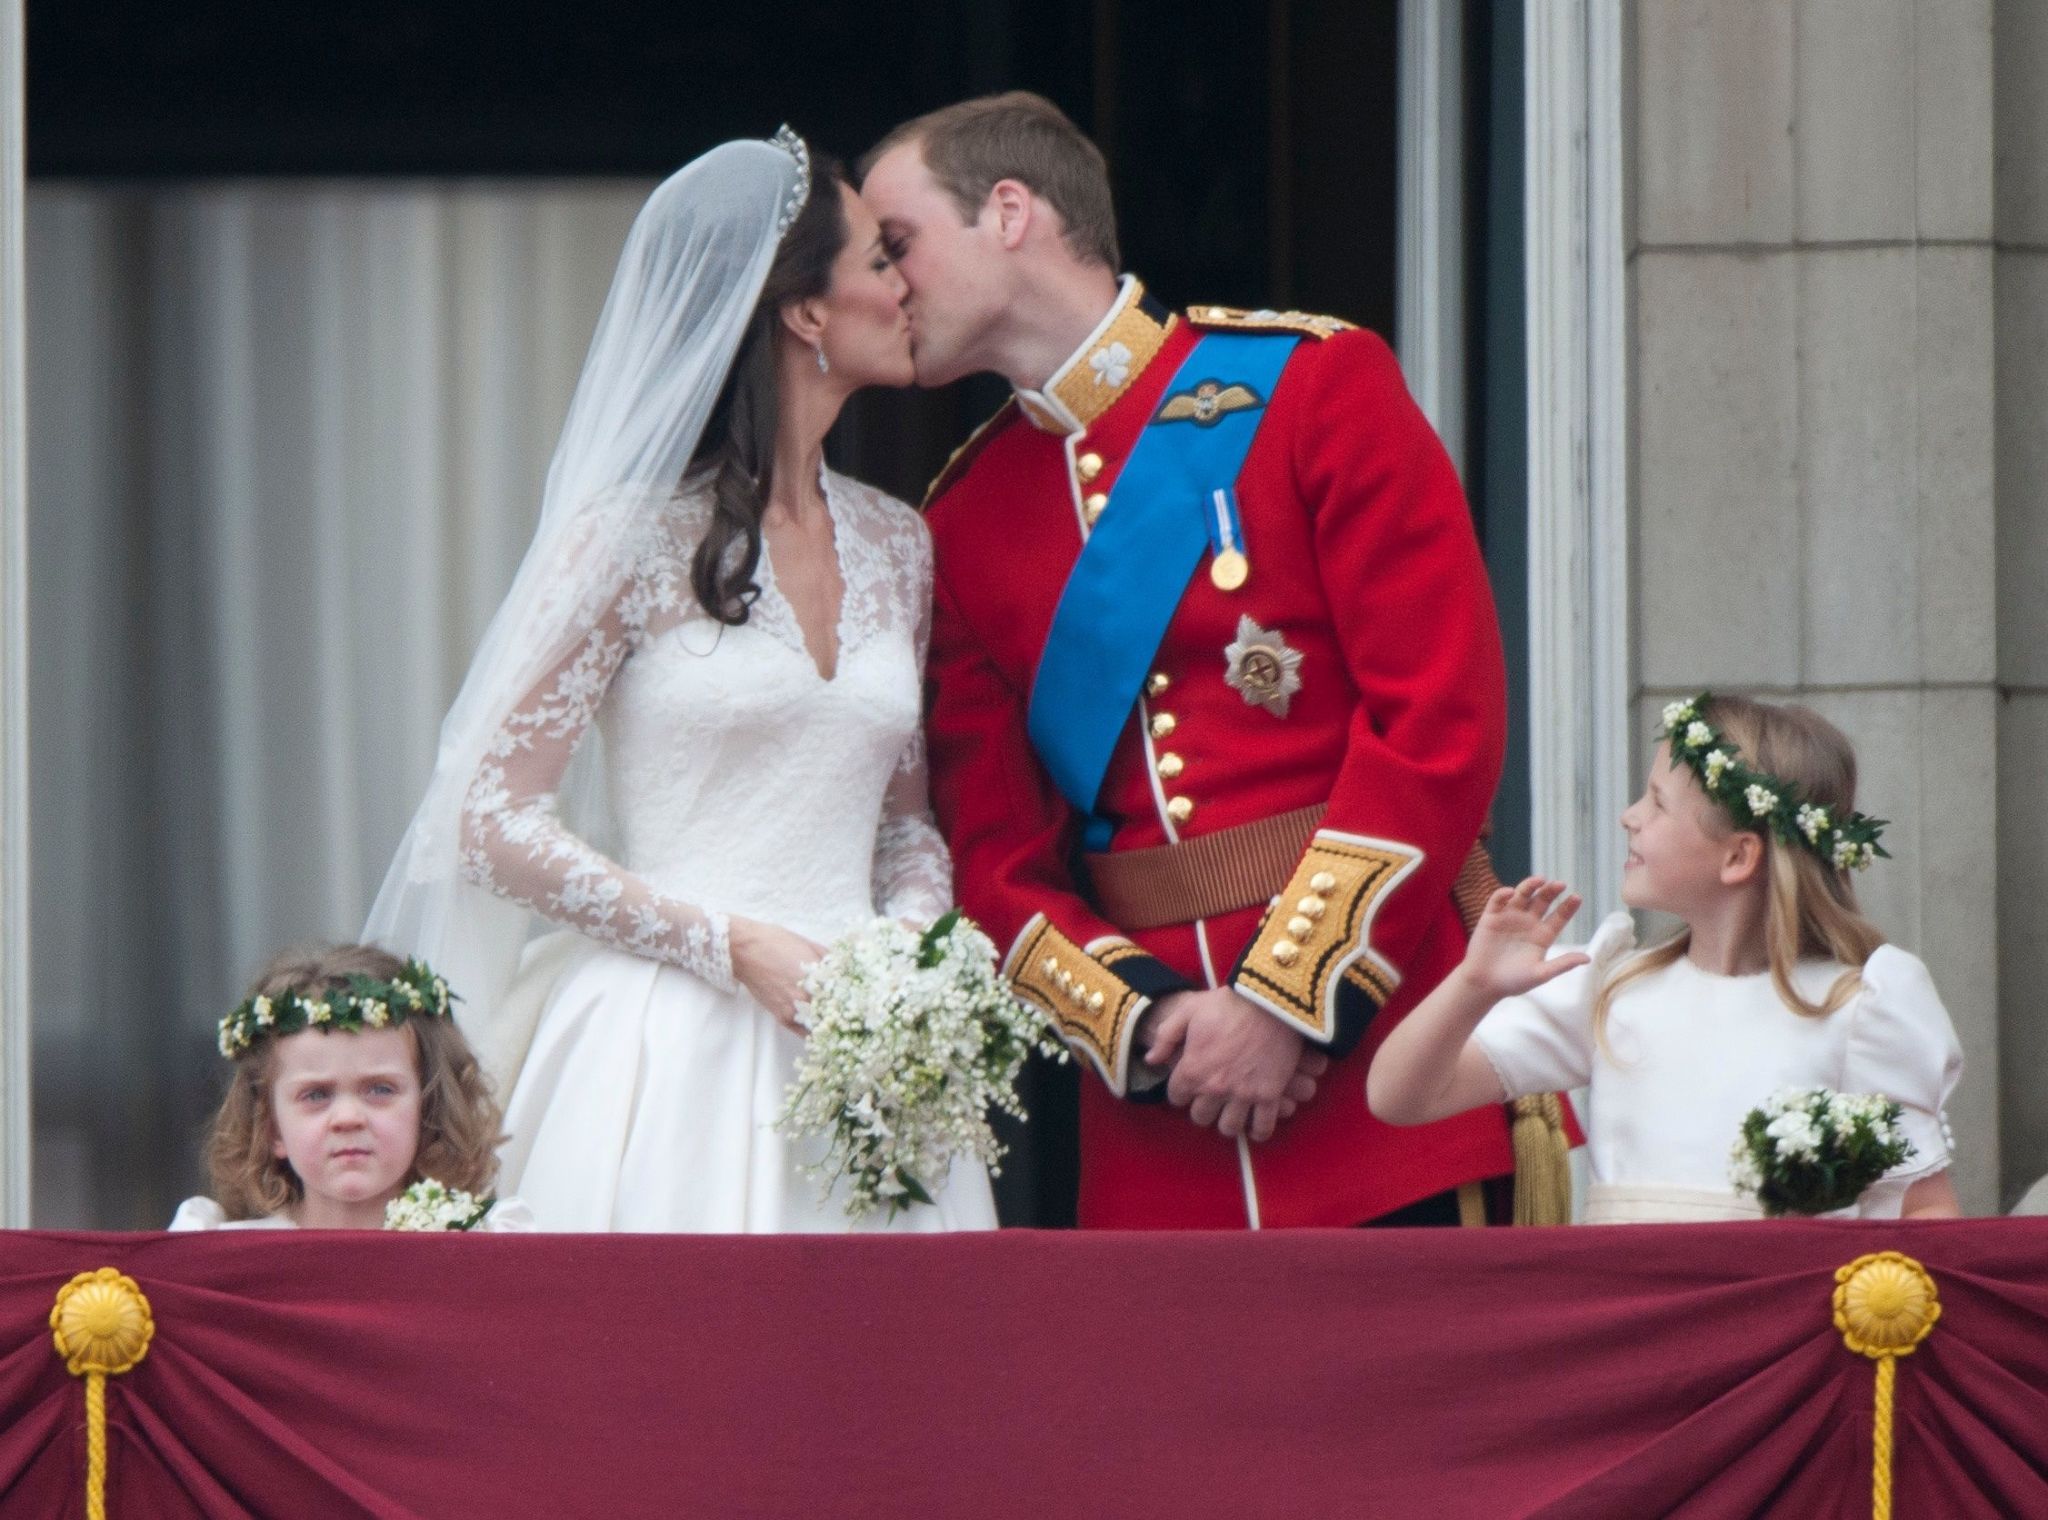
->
<box><xmin>924</xmin><ymin>278</ymin><xmax>1513</xmax><ymax>1228</ymax></box>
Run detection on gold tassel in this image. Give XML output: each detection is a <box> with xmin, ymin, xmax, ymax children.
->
<box><xmin>1455</xmin><ymin>841</ymin><xmax>1576</xmax><ymax>1226</ymax></box>
<box><xmin>1509</xmin><ymin>1093</ymin><xmax>1573</xmax><ymax>1225</ymax></box>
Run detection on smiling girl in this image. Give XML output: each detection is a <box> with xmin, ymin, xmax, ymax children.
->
<box><xmin>171</xmin><ymin>945</ymin><xmax>532</xmax><ymax>1231</ymax></box>
<box><xmin>1367</xmin><ymin>693</ymin><xmax>1964</xmax><ymax>1223</ymax></box>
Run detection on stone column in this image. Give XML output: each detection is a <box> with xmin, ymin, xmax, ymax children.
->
<box><xmin>1</xmin><ymin>0</ymin><xmax>30</xmax><ymax>1227</ymax></box>
<box><xmin>1995</xmin><ymin>1</ymin><xmax>2048</xmax><ymax>1206</ymax></box>
<box><xmin>1628</xmin><ymin>0</ymin><xmax>2001</xmax><ymax>1212</ymax></box>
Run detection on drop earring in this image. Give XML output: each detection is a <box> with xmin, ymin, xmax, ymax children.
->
<box><xmin>815</xmin><ymin>344</ymin><xmax>830</xmax><ymax>375</ymax></box>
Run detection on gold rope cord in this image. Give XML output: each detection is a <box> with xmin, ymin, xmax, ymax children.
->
<box><xmin>49</xmin><ymin>1267</ymin><xmax>155</xmax><ymax>1520</ymax></box>
<box><xmin>1833</xmin><ymin>1252</ymin><xmax>1940</xmax><ymax>1520</ymax></box>
<box><xmin>84</xmin><ymin>1373</ymin><xmax>107</xmax><ymax>1509</ymax></box>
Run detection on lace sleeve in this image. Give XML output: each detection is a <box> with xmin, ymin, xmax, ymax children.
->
<box><xmin>459</xmin><ymin>559</ymin><xmax>734</xmax><ymax>991</ymax></box>
<box><xmin>871</xmin><ymin>513</ymin><xmax>954</xmax><ymax>925</ymax></box>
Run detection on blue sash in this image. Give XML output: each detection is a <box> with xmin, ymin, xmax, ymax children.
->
<box><xmin>1027</xmin><ymin>331</ymin><xmax>1297</xmax><ymax>845</ymax></box>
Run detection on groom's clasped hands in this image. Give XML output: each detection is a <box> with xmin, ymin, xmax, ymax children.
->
<box><xmin>1140</xmin><ymin>989</ymin><xmax>1329</xmax><ymax>1143</ymax></box>
<box><xmin>744</xmin><ymin>919</ymin><xmax>1329</xmax><ymax>1143</ymax></box>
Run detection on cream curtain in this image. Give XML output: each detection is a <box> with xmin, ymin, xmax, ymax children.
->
<box><xmin>26</xmin><ymin>179</ymin><xmax>651</xmax><ymax>1225</ymax></box>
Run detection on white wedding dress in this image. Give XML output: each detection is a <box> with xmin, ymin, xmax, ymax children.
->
<box><xmin>461</xmin><ymin>467</ymin><xmax>996</xmax><ymax>1232</ymax></box>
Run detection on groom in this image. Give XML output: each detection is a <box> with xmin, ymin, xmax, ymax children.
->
<box><xmin>862</xmin><ymin>93</ymin><xmax>1517</xmax><ymax>1229</ymax></box>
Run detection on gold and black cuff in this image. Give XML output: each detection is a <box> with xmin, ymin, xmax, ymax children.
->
<box><xmin>1230</xmin><ymin>830</ymin><xmax>1423</xmax><ymax>1057</ymax></box>
<box><xmin>1004</xmin><ymin>915</ymin><xmax>1191</xmax><ymax>1098</ymax></box>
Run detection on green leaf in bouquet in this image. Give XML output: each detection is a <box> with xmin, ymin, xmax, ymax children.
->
<box><xmin>918</xmin><ymin>908</ymin><xmax>963</xmax><ymax>968</ymax></box>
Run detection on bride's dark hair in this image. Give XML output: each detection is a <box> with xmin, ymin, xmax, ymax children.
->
<box><xmin>687</xmin><ymin>146</ymin><xmax>851</xmax><ymax>625</ymax></box>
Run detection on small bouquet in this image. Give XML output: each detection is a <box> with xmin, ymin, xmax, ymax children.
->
<box><xmin>778</xmin><ymin>909</ymin><xmax>1065</xmax><ymax>1221</ymax></box>
<box><xmin>1729</xmin><ymin>1087</ymin><xmax>1915</xmax><ymax>1217</ymax></box>
<box><xmin>384</xmin><ymin>1178</ymin><xmax>492</xmax><ymax>1232</ymax></box>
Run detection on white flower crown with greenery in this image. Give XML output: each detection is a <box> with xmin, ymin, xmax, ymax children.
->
<box><xmin>1658</xmin><ymin>694</ymin><xmax>1888</xmax><ymax>872</ymax></box>
<box><xmin>217</xmin><ymin>958</ymin><xmax>454</xmax><ymax>1059</ymax></box>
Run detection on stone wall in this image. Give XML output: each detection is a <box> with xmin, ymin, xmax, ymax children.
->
<box><xmin>1995</xmin><ymin>0</ymin><xmax>2048</xmax><ymax>1207</ymax></box>
<box><xmin>1627</xmin><ymin>0</ymin><xmax>2009</xmax><ymax>1211</ymax></box>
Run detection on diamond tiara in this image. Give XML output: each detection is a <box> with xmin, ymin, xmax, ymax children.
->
<box><xmin>769</xmin><ymin>125</ymin><xmax>813</xmax><ymax>238</ymax></box>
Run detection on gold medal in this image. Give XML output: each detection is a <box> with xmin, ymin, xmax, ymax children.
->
<box><xmin>1209</xmin><ymin>549</ymin><xmax>1249</xmax><ymax>592</ymax></box>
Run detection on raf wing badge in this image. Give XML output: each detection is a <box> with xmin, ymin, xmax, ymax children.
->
<box><xmin>1156</xmin><ymin>379</ymin><xmax>1264</xmax><ymax>428</ymax></box>
<box><xmin>1223</xmin><ymin>615</ymin><xmax>1304</xmax><ymax>718</ymax></box>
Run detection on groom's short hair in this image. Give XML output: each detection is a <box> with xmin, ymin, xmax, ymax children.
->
<box><xmin>861</xmin><ymin>92</ymin><xmax>1119</xmax><ymax>270</ymax></box>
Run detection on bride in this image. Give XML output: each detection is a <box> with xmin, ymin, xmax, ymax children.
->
<box><xmin>366</xmin><ymin>129</ymin><xmax>995</xmax><ymax>1232</ymax></box>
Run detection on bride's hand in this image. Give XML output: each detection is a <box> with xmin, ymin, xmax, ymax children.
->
<box><xmin>728</xmin><ymin>918</ymin><xmax>826</xmax><ymax>1035</ymax></box>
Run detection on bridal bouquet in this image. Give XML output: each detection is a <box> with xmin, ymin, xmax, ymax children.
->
<box><xmin>779</xmin><ymin>910</ymin><xmax>1065</xmax><ymax>1221</ymax></box>
<box><xmin>384</xmin><ymin>1179</ymin><xmax>492</xmax><ymax>1232</ymax></box>
<box><xmin>1729</xmin><ymin>1087</ymin><xmax>1915</xmax><ymax>1217</ymax></box>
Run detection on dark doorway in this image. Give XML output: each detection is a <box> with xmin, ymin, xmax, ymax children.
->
<box><xmin>29</xmin><ymin>0</ymin><xmax>1400</xmax><ymax>512</ymax></box>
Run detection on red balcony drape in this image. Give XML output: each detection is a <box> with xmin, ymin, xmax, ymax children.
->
<box><xmin>3</xmin><ymin>1218</ymin><xmax>2045</xmax><ymax>1518</ymax></box>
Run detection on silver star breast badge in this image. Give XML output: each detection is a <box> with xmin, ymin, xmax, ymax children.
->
<box><xmin>1223</xmin><ymin>615</ymin><xmax>1304</xmax><ymax>718</ymax></box>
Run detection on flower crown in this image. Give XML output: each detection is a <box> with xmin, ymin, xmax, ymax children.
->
<box><xmin>1658</xmin><ymin>694</ymin><xmax>1888</xmax><ymax>872</ymax></box>
<box><xmin>218</xmin><ymin>959</ymin><xmax>455</xmax><ymax>1059</ymax></box>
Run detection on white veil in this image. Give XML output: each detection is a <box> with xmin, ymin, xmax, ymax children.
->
<box><xmin>365</xmin><ymin>129</ymin><xmax>812</xmax><ymax>1062</ymax></box>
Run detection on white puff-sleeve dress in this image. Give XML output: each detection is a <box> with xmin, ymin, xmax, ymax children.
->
<box><xmin>1471</xmin><ymin>912</ymin><xmax>1963</xmax><ymax>1223</ymax></box>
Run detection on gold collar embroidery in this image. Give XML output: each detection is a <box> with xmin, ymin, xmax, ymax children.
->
<box><xmin>1014</xmin><ymin>276</ymin><xmax>1176</xmax><ymax>437</ymax></box>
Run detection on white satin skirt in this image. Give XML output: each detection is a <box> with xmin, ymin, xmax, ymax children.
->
<box><xmin>491</xmin><ymin>932</ymin><xmax>998</xmax><ymax>1234</ymax></box>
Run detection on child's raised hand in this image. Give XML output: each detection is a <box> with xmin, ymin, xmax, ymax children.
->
<box><xmin>1459</xmin><ymin>877</ymin><xmax>1589</xmax><ymax>999</ymax></box>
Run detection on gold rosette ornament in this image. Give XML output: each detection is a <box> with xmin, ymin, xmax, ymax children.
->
<box><xmin>50</xmin><ymin>1268</ymin><xmax>155</xmax><ymax>1520</ymax></box>
<box><xmin>1832</xmin><ymin>1252</ymin><xmax>1940</xmax><ymax>1520</ymax></box>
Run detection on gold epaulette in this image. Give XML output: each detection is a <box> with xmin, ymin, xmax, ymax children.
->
<box><xmin>920</xmin><ymin>397</ymin><xmax>1020</xmax><ymax>511</ymax></box>
<box><xmin>1185</xmin><ymin>304</ymin><xmax>1357</xmax><ymax>341</ymax></box>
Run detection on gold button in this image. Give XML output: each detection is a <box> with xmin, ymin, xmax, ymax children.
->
<box><xmin>1077</xmin><ymin>452</ymin><xmax>1104</xmax><ymax>482</ymax></box>
<box><xmin>1166</xmin><ymin>796</ymin><xmax>1194</xmax><ymax>824</ymax></box>
<box><xmin>1310</xmin><ymin>871</ymin><xmax>1338</xmax><ymax>894</ymax></box>
<box><xmin>1145</xmin><ymin>671</ymin><xmax>1171</xmax><ymax>698</ymax></box>
<box><xmin>1150</xmin><ymin>712</ymin><xmax>1177</xmax><ymax>740</ymax></box>
<box><xmin>1272</xmin><ymin>939</ymin><xmax>1300</xmax><ymax>967</ymax></box>
<box><xmin>1298</xmin><ymin>895</ymin><xmax>1327</xmax><ymax>920</ymax></box>
<box><xmin>1155</xmin><ymin>752</ymin><xmax>1184</xmax><ymax>780</ymax></box>
<box><xmin>1286</xmin><ymin>915</ymin><xmax>1314</xmax><ymax>940</ymax></box>
<box><xmin>1083</xmin><ymin>492</ymin><xmax>1108</xmax><ymax>525</ymax></box>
